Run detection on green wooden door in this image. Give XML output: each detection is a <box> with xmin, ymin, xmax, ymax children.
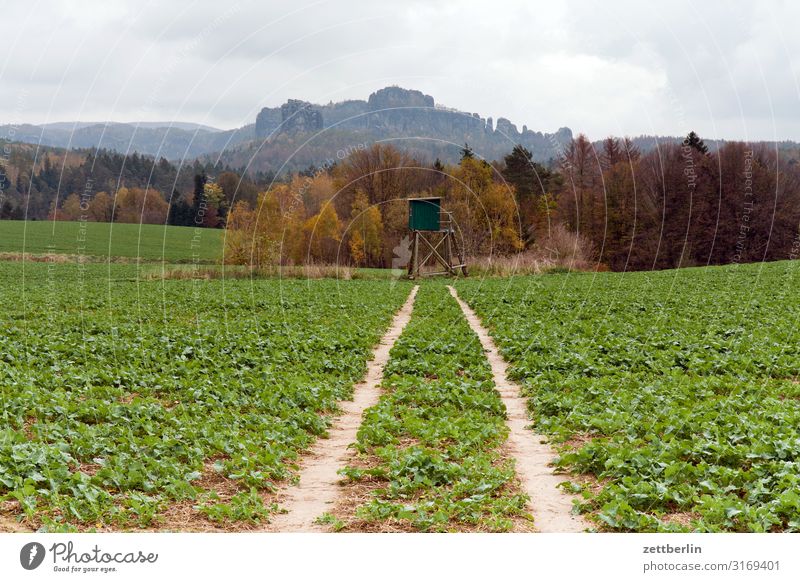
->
<box><xmin>409</xmin><ymin>198</ymin><xmax>441</xmax><ymax>231</ymax></box>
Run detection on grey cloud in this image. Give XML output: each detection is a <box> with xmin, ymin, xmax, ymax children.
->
<box><xmin>0</xmin><ymin>0</ymin><xmax>798</xmax><ymax>140</ymax></box>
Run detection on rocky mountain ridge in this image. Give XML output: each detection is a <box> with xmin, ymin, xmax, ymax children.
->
<box><xmin>1</xmin><ymin>86</ymin><xmax>575</xmax><ymax>169</ymax></box>
<box><xmin>253</xmin><ymin>86</ymin><xmax>572</xmax><ymax>163</ymax></box>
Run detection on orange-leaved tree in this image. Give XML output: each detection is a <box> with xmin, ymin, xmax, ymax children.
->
<box><xmin>114</xmin><ymin>187</ymin><xmax>169</xmax><ymax>224</ymax></box>
<box><xmin>302</xmin><ymin>202</ymin><xmax>341</xmax><ymax>263</ymax></box>
<box><xmin>348</xmin><ymin>190</ymin><xmax>384</xmax><ymax>266</ymax></box>
<box><xmin>225</xmin><ymin>184</ymin><xmax>307</xmax><ymax>267</ymax></box>
<box><xmin>448</xmin><ymin>156</ymin><xmax>522</xmax><ymax>255</ymax></box>
<box><xmin>89</xmin><ymin>192</ymin><xmax>114</xmax><ymax>222</ymax></box>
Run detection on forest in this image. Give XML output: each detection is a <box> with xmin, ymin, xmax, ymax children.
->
<box><xmin>6</xmin><ymin>132</ymin><xmax>800</xmax><ymax>272</ymax></box>
<box><xmin>224</xmin><ymin>133</ymin><xmax>800</xmax><ymax>271</ymax></box>
<box><xmin>0</xmin><ymin>144</ymin><xmax>266</xmax><ymax>228</ymax></box>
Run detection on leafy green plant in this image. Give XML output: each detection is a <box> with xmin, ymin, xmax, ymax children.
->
<box><xmin>0</xmin><ymin>261</ymin><xmax>412</xmax><ymax>529</ymax></box>
<box><xmin>341</xmin><ymin>283</ymin><xmax>529</xmax><ymax>532</ymax></box>
<box><xmin>315</xmin><ymin>512</ymin><xmax>346</xmax><ymax>531</ymax></box>
<box><xmin>456</xmin><ymin>261</ymin><xmax>800</xmax><ymax>532</ymax></box>
<box><xmin>197</xmin><ymin>489</ymin><xmax>272</xmax><ymax>524</ymax></box>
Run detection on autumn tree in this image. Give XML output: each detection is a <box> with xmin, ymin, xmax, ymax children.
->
<box><xmin>114</xmin><ymin>187</ymin><xmax>169</xmax><ymax>224</ymax></box>
<box><xmin>303</xmin><ymin>202</ymin><xmax>341</xmax><ymax>263</ymax></box>
<box><xmin>260</xmin><ymin>188</ymin><xmax>297</xmax><ymax>265</ymax></box>
<box><xmin>300</xmin><ymin>173</ymin><xmax>336</xmax><ymax>217</ymax></box>
<box><xmin>59</xmin><ymin>194</ymin><xmax>83</xmax><ymax>221</ymax></box>
<box><xmin>334</xmin><ymin>143</ymin><xmax>426</xmax><ymax>263</ymax></box>
<box><xmin>225</xmin><ymin>187</ymin><xmax>300</xmax><ymax>267</ymax></box>
<box><xmin>448</xmin><ymin>155</ymin><xmax>521</xmax><ymax>255</ymax></box>
<box><xmin>199</xmin><ymin>182</ymin><xmax>226</xmax><ymax>228</ymax></box>
<box><xmin>601</xmin><ymin>137</ymin><xmax>622</xmax><ymax>169</ymax></box>
<box><xmin>481</xmin><ymin>181</ymin><xmax>524</xmax><ymax>253</ymax></box>
<box><xmin>217</xmin><ymin>171</ymin><xmax>258</xmax><ymax>208</ymax></box>
<box><xmin>622</xmin><ymin>137</ymin><xmax>640</xmax><ymax>162</ymax></box>
<box><xmin>334</xmin><ymin>143</ymin><xmax>421</xmax><ymax>210</ymax></box>
<box><xmin>224</xmin><ymin>200</ymin><xmax>258</xmax><ymax>265</ymax></box>
<box><xmin>348</xmin><ymin>190</ymin><xmax>384</xmax><ymax>266</ymax></box>
<box><xmin>597</xmin><ymin>137</ymin><xmax>640</xmax><ymax>269</ymax></box>
<box><xmin>89</xmin><ymin>191</ymin><xmax>114</xmax><ymax>222</ymax></box>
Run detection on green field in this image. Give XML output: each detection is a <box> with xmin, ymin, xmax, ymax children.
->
<box><xmin>0</xmin><ymin>220</ymin><xmax>223</xmax><ymax>262</ymax></box>
<box><xmin>339</xmin><ymin>284</ymin><xmax>528</xmax><ymax>532</ymax></box>
<box><xmin>1</xmin><ymin>258</ymin><xmax>799</xmax><ymax>532</ymax></box>
<box><xmin>0</xmin><ymin>261</ymin><xmax>410</xmax><ymax>530</ymax></box>
<box><xmin>456</xmin><ymin>262</ymin><xmax>800</xmax><ymax>532</ymax></box>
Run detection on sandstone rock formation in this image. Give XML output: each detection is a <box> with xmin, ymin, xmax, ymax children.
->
<box><xmin>253</xmin><ymin>86</ymin><xmax>573</xmax><ymax>163</ymax></box>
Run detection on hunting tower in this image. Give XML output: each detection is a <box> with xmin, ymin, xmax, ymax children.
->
<box><xmin>407</xmin><ymin>197</ymin><xmax>467</xmax><ymax>278</ymax></box>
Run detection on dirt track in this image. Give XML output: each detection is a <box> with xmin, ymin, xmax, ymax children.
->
<box><xmin>264</xmin><ymin>285</ymin><xmax>419</xmax><ymax>532</ymax></box>
<box><xmin>447</xmin><ymin>285</ymin><xmax>589</xmax><ymax>533</ymax></box>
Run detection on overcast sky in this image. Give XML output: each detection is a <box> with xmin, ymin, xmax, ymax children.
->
<box><xmin>1</xmin><ymin>0</ymin><xmax>797</xmax><ymax>141</ymax></box>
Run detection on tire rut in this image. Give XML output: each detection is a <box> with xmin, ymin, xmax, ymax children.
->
<box><xmin>447</xmin><ymin>285</ymin><xmax>589</xmax><ymax>533</ymax></box>
<box><xmin>264</xmin><ymin>285</ymin><xmax>419</xmax><ymax>532</ymax></box>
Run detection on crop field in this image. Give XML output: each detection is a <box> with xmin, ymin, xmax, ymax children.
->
<box><xmin>336</xmin><ymin>284</ymin><xmax>529</xmax><ymax>532</ymax></box>
<box><xmin>0</xmin><ymin>220</ymin><xmax>223</xmax><ymax>262</ymax></box>
<box><xmin>0</xmin><ymin>261</ymin><xmax>411</xmax><ymax>531</ymax></box>
<box><xmin>2</xmin><ymin>257</ymin><xmax>800</xmax><ymax>533</ymax></box>
<box><xmin>456</xmin><ymin>261</ymin><xmax>800</xmax><ymax>532</ymax></box>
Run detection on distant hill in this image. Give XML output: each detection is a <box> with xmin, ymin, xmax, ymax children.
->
<box><xmin>206</xmin><ymin>87</ymin><xmax>574</xmax><ymax>173</ymax></box>
<box><xmin>0</xmin><ymin>122</ymin><xmax>254</xmax><ymax>160</ymax></box>
<box><xmin>1</xmin><ymin>87</ymin><xmax>573</xmax><ymax>170</ymax></box>
<box><xmin>249</xmin><ymin>87</ymin><xmax>572</xmax><ymax>162</ymax></box>
<box><xmin>6</xmin><ymin>87</ymin><xmax>800</xmax><ymax>174</ymax></box>
<box><xmin>38</xmin><ymin>121</ymin><xmax>223</xmax><ymax>132</ymax></box>
<box><xmin>606</xmin><ymin>134</ymin><xmax>800</xmax><ymax>155</ymax></box>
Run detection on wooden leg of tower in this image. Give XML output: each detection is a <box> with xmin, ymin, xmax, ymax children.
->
<box><xmin>446</xmin><ymin>232</ymin><xmax>455</xmax><ymax>276</ymax></box>
<box><xmin>410</xmin><ymin>231</ymin><xmax>419</xmax><ymax>279</ymax></box>
<box><xmin>453</xmin><ymin>234</ymin><xmax>467</xmax><ymax>277</ymax></box>
<box><xmin>408</xmin><ymin>232</ymin><xmax>414</xmax><ymax>279</ymax></box>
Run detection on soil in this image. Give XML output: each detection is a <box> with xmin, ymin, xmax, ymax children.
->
<box><xmin>447</xmin><ymin>286</ymin><xmax>590</xmax><ymax>533</ymax></box>
<box><xmin>263</xmin><ymin>285</ymin><xmax>419</xmax><ymax>532</ymax></box>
